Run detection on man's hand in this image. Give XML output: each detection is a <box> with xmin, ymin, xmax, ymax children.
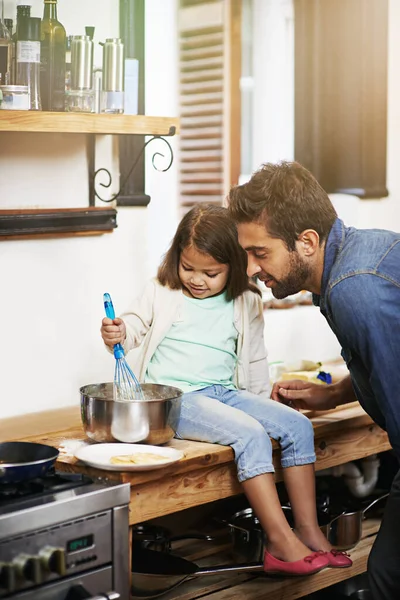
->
<box><xmin>271</xmin><ymin>379</ymin><xmax>338</xmax><ymax>411</ymax></box>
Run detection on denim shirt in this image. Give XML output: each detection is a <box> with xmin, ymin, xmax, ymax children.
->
<box><xmin>313</xmin><ymin>218</ymin><xmax>400</xmax><ymax>457</ymax></box>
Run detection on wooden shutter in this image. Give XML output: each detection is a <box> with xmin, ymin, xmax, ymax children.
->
<box><xmin>178</xmin><ymin>0</ymin><xmax>241</xmax><ymax>211</ymax></box>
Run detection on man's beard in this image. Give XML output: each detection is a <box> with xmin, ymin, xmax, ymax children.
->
<box><xmin>265</xmin><ymin>252</ymin><xmax>311</xmax><ymax>300</ymax></box>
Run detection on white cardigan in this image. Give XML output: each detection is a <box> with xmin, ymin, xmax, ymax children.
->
<box><xmin>118</xmin><ymin>279</ymin><xmax>271</xmax><ymax>399</ymax></box>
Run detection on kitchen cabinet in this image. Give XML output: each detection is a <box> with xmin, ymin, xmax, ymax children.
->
<box><xmin>0</xmin><ymin>111</ymin><xmax>179</xmax><ymax>239</ymax></box>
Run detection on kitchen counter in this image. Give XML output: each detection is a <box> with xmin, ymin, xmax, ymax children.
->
<box><xmin>1</xmin><ymin>402</ymin><xmax>391</xmax><ymax>600</ymax></box>
<box><xmin>1</xmin><ymin>401</ymin><xmax>390</xmax><ymax>525</ymax></box>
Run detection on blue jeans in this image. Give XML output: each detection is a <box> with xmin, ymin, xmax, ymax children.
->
<box><xmin>175</xmin><ymin>385</ymin><xmax>316</xmax><ymax>483</ymax></box>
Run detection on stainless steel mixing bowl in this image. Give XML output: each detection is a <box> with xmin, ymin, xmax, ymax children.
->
<box><xmin>80</xmin><ymin>383</ymin><xmax>183</xmax><ymax>445</ymax></box>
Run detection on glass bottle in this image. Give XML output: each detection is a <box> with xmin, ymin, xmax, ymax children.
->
<box><xmin>12</xmin><ymin>6</ymin><xmax>31</xmax><ymax>87</ymax></box>
<box><xmin>4</xmin><ymin>19</ymin><xmax>13</xmax><ymax>36</ymax></box>
<box><xmin>4</xmin><ymin>19</ymin><xmax>13</xmax><ymax>83</ymax></box>
<box><xmin>65</xmin><ymin>34</ymin><xmax>71</xmax><ymax>91</ymax></box>
<box><xmin>16</xmin><ymin>17</ymin><xmax>42</xmax><ymax>110</ymax></box>
<box><xmin>0</xmin><ymin>0</ymin><xmax>12</xmax><ymax>85</ymax></box>
<box><xmin>40</xmin><ymin>0</ymin><xmax>66</xmax><ymax>111</ymax></box>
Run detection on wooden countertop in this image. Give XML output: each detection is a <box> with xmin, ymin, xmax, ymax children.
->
<box><xmin>0</xmin><ymin>401</ymin><xmax>391</xmax><ymax>524</ymax></box>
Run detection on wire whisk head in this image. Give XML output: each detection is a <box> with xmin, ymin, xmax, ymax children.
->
<box><xmin>114</xmin><ymin>357</ymin><xmax>144</xmax><ymax>401</ymax></box>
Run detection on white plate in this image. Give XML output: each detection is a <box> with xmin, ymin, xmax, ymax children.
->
<box><xmin>74</xmin><ymin>443</ymin><xmax>184</xmax><ymax>471</ymax></box>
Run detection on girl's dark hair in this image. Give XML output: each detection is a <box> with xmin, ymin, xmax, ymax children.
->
<box><xmin>228</xmin><ymin>161</ymin><xmax>337</xmax><ymax>251</ymax></box>
<box><xmin>157</xmin><ymin>204</ymin><xmax>259</xmax><ymax>300</ymax></box>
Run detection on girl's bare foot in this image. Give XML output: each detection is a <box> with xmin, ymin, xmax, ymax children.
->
<box><xmin>294</xmin><ymin>524</ymin><xmax>332</xmax><ymax>552</ymax></box>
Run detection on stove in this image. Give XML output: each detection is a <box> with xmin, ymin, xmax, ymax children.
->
<box><xmin>0</xmin><ymin>470</ymin><xmax>130</xmax><ymax>599</ymax></box>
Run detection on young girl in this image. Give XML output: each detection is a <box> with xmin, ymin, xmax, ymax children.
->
<box><xmin>101</xmin><ymin>205</ymin><xmax>351</xmax><ymax>575</ymax></box>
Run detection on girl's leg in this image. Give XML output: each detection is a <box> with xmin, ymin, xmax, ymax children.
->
<box><xmin>222</xmin><ymin>389</ymin><xmax>330</xmax><ymax>551</ymax></box>
<box><xmin>242</xmin><ymin>473</ymin><xmax>318</xmax><ymax>561</ymax></box>
<box><xmin>283</xmin><ymin>464</ymin><xmax>332</xmax><ymax>552</ymax></box>
<box><xmin>176</xmin><ymin>389</ymin><xmax>315</xmax><ymax>561</ymax></box>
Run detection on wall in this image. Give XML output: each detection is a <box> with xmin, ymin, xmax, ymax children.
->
<box><xmin>251</xmin><ymin>0</ymin><xmax>400</xmax><ymax>365</ymax></box>
<box><xmin>1</xmin><ymin>0</ymin><xmax>398</xmax><ymax>417</ymax></box>
<box><xmin>0</xmin><ymin>0</ymin><xmax>178</xmax><ymax>418</ymax></box>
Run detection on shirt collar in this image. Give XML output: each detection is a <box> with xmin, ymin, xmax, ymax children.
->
<box><xmin>312</xmin><ymin>218</ymin><xmax>346</xmax><ymax>310</ymax></box>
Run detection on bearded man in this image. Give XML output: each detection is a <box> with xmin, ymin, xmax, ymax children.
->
<box><xmin>228</xmin><ymin>161</ymin><xmax>400</xmax><ymax>600</ymax></box>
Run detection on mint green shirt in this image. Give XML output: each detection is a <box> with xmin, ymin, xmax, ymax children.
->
<box><xmin>145</xmin><ymin>292</ymin><xmax>238</xmax><ymax>392</ymax></box>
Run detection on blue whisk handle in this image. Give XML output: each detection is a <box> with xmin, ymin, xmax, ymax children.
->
<box><xmin>103</xmin><ymin>293</ymin><xmax>116</xmax><ymax>320</ymax></box>
<box><xmin>103</xmin><ymin>293</ymin><xmax>125</xmax><ymax>359</ymax></box>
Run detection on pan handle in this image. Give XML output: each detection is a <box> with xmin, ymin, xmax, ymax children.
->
<box><xmin>324</xmin><ymin>510</ymin><xmax>347</xmax><ymax>528</ymax></box>
<box><xmin>197</xmin><ymin>562</ymin><xmax>264</xmax><ymax>576</ymax></box>
<box><xmin>215</xmin><ymin>517</ymin><xmax>251</xmax><ymax>541</ymax></box>
<box><xmin>168</xmin><ymin>534</ymin><xmax>214</xmax><ymax>543</ymax></box>
<box><xmin>361</xmin><ymin>492</ymin><xmax>389</xmax><ymax>517</ymax></box>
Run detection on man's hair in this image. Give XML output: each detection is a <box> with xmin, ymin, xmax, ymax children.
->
<box><xmin>158</xmin><ymin>204</ymin><xmax>259</xmax><ymax>300</ymax></box>
<box><xmin>228</xmin><ymin>161</ymin><xmax>337</xmax><ymax>251</ymax></box>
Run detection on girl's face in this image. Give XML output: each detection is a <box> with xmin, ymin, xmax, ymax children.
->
<box><xmin>179</xmin><ymin>245</ymin><xmax>229</xmax><ymax>299</ymax></box>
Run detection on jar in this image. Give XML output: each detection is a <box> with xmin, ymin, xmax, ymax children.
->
<box><xmin>65</xmin><ymin>89</ymin><xmax>95</xmax><ymax>113</ymax></box>
<box><xmin>0</xmin><ymin>85</ymin><xmax>30</xmax><ymax>110</ymax></box>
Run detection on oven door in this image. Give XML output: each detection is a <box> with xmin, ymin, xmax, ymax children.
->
<box><xmin>8</xmin><ymin>567</ymin><xmax>124</xmax><ymax>600</ymax></box>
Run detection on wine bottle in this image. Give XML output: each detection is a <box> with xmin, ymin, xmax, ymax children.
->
<box><xmin>0</xmin><ymin>0</ymin><xmax>12</xmax><ymax>85</ymax></box>
<box><xmin>40</xmin><ymin>0</ymin><xmax>66</xmax><ymax>111</ymax></box>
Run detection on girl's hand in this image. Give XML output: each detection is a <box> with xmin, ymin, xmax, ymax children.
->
<box><xmin>101</xmin><ymin>317</ymin><xmax>126</xmax><ymax>349</ymax></box>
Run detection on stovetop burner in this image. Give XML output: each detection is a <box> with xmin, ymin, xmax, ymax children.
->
<box><xmin>0</xmin><ymin>470</ymin><xmax>93</xmax><ymax>508</ymax></box>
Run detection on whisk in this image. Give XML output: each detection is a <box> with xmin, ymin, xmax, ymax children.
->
<box><xmin>103</xmin><ymin>293</ymin><xmax>144</xmax><ymax>401</ymax></box>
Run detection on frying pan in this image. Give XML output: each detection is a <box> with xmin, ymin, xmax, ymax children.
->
<box><xmin>131</xmin><ymin>548</ymin><xmax>264</xmax><ymax>599</ymax></box>
<box><xmin>0</xmin><ymin>442</ymin><xmax>59</xmax><ymax>484</ymax></box>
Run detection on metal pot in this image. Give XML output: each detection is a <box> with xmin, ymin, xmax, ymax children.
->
<box><xmin>132</xmin><ymin>524</ymin><xmax>214</xmax><ymax>557</ymax></box>
<box><xmin>80</xmin><ymin>383</ymin><xmax>182</xmax><ymax>444</ymax></box>
<box><xmin>0</xmin><ymin>442</ymin><xmax>59</xmax><ymax>484</ymax></box>
<box><xmin>223</xmin><ymin>508</ymin><xmax>266</xmax><ymax>563</ymax></box>
<box><xmin>326</xmin><ymin>493</ymin><xmax>389</xmax><ymax>549</ymax></box>
<box><xmin>226</xmin><ymin>493</ymin><xmax>389</xmax><ymax>560</ymax></box>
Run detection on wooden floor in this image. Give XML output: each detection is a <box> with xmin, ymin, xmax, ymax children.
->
<box><xmin>131</xmin><ymin>518</ymin><xmax>380</xmax><ymax>600</ymax></box>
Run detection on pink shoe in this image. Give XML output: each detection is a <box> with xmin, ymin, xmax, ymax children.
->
<box><xmin>326</xmin><ymin>549</ymin><xmax>353</xmax><ymax>568</ymax></box>
<box><xmin>263</xmin><ymin>550</ymin><xmax>330</xmax><ymax>576</ymax></box>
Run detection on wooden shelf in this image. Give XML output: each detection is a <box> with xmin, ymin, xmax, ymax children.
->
<box><xmin>0</xmin><ymin>207</ymin><xmax>117</xmax><ymax>240</ymax></box>
<box><xmin>153</xmin><ymin>519</ymin><xmax>381</xmax><ymax>600</ymax></box>
<box><xmin>0</xmin><ymin>111</ymin><xmax>180</xmax><ymax>136</ymax></box>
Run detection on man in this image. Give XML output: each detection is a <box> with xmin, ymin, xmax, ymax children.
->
<box><xmin>228</xmin><ymin>160</ymin><xmax>400</xmax><ymax>600</ymax></box>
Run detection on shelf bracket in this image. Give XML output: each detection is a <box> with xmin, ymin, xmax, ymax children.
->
<box><xmin>88</xmin><ymin>126</ymin><xmax>176</xmax><ymax>207</ymax></box>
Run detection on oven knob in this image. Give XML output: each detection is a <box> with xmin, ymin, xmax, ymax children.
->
<box><xmin>13</xmin><ymin>554</ymin><xmax>42</xmax><ymax>585</ymax></box>
<box><xmin>39</xmin><ymin>546</ymin><xmax>66</xmax><ymax>576</ymax></box>
<box><xmin>0</xmin><ymin>563</ymin><xmax>16</xmax><ymax>593</ymax></box>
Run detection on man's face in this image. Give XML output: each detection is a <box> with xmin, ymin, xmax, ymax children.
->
<box><xmin>237</xmin><ymin>222</ymin><xmax>311</xmax><ymax>299</ymax></box>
